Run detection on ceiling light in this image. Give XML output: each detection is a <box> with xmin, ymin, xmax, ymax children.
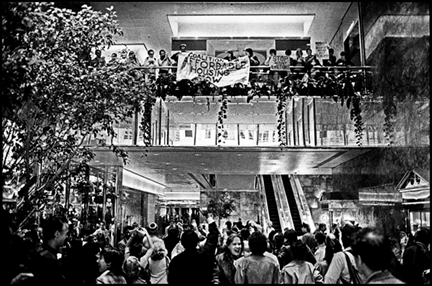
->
<box><xmin>172</xmin><ymin>168</ymin><xmax>177</xmax><ymax>170</ymax></box>
<box><xmin>153</xmin><ymin>154</ymin><xmax>160</xmax><ymax>156</ymax></box>
<box><xmin>194</xmin><ymin>154</ymin><xmax>201</xmax><ymax>156</ymax></box>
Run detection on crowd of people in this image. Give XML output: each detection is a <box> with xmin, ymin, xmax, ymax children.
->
<box><xmin>4</xmin><ymin>205</ymin><xmax>430</xmax><ymax>284</ymax></box>
<box><xmin>83</xmin><ymin>44</ymin><xmax>355</xmax><ymax>83</ymax></box>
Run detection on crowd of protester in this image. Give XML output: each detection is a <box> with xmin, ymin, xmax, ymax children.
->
<box><xmin>4</xmin><ymin>204</ymin><xmax>430</xmax><ymax>284</ymax></box>
<box><xmin>83</xmin><ymin>44</ymin><xmax>355</xmax><ymax>84</ymax></box>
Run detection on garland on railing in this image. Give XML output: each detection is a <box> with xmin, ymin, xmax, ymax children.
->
<box><xmin>217</xmin><ymin>95</ymin><xmax>228</xmax><ymax>145</ymax></box>
<box><xmin>140</xmin><ymin>93</ymin><xmax>156</xmax><ymax>154</ymax></box>
<box><xmin>143</xmin><ymin>68</ymin><xmax>372</xmax><ymax>146</ymax></box>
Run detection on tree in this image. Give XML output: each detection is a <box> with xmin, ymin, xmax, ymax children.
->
<box><xmin>2</xmin><ymin>2</ymin><xmax>154</xmax><ymax>227</ymax></box>
<box><xmin>202</xmin><ymin>192</ymin><xmax>237</xmax><ymax>219</ymax></box>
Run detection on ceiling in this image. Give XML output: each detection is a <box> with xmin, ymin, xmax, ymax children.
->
<box><xmin>90</xmin><ymin>2</ymin><xmax>353</xmax><ymax>52</ymax></box>
<box><xmin>87</xmin><ymin>2</ymin><xmax>367</xmax><ymax>194</ymax></box>
<box><xmin>92</xmin><ymin>146</ymin><xmax>372</xmax><ymax>192</ymax></box>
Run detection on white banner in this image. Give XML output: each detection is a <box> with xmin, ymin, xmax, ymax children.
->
<box><xmin>176</xmin><ymin>52</ymin><xmax>250</xmax><ymax>87</ymax></box>
<box><xmin>315</xmin><ymin>42</ymin><xmax>329</xmax><ymax>61</ymax></box>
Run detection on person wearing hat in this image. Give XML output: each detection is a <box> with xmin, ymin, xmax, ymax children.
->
<box><xmin>143</xmin><ymin>222</ymin><xmax>165</xmax><ymax>253</ymax></box>
<box><xmin>171</xmin><ymin>43</ymin><xmax>187</xmax><ymax>66</ymax></box>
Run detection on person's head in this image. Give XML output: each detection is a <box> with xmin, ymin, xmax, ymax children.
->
<box><xmin>291</xmin><ymin>240</ymin><xmax>308</xmax><ymax>261</ymax></box>
<box><xmin>269</xmin><ymin>49</ymin><xmax>276</xmax><ymax>56</ymax></box>
<box><xmin>128</xmin><ymin>51</ymin><xmax>136</xmax><ymax>60</ymax></box>
<box><xmin>274</xmin><ymin>232</ymin><xmax>284</xmax><ymax>250</ymax></box>
<box><xmin>296</xmin><ymin>48</ymin><xmax>303</xmax><ymax>58</ymax></box>
<box><xmin>150</xmin><ymin>240</ymin><xmax>167</xmax><ymax>261</ymax></box>
<box><xmin>226</xmin><ymin>50</ymin><xmax>234</xmax><ymax>58</ymax></box>
<box><xmin>244</xmin><ymin>48</ymin><xmax>254</xmax><ymax>57</ymax></box>
<box><xmin>285</xmin><ymin>49</ymin><xmax>292</xmax><ymax>56</ymax></box>
<box><xmin>98</xmin><ymin>246</ymin><xmax>124</xmax><ymax>275</ymax></box>
<box><xmin>80</xmin><ymin>241</ymin><xmax>101</xmax><ymax>278</ymax></box>
<box><xmin>318</xmin><ymin>223</ymin><xmax>327</xmax><ymax>233</ymax></box>
<box><xmin>225</xmin><ymin>233</ymin><xmax>243</xmax><ymax>258</ymax></box>
<box><xmin>341</xmin><ymin>222</ymin><xmax>358</xmax><ymax>248</ymax></box>
<box><xmin>240</xmin><ymin>227</ymin><xmax>250</xmax><ymax>241</ymax></box>
<box><xmin>414</xmin><ymin>227</ymin><xmax>430</xmax><ymax>246</ymax></box>
<box><xmin>129</xmin><ymin>242</ymin><xmax>143</xmax><ymax>258</ymax></box>
<box><xmin>351</xmin><ymin>227</ymin><xmax>394</xmax><ymax>277</ymax></box>
<box><xmin>248</xmin><ymin>231</ymin><xmax>267</xmax><ymax>255</ymax></box>
<box><xmin>315</xmin><ymin>231</ymin><xmax>326</xmax><ymax>245</ymax></box>
<box><xmin>147</xmin><ymin>222</ymin><xmax>158</xmax><ymax>236</ymax></box>
<box><xmin>95</xmin><ymin>49</ymin><xmax>102</xmax><ymax>57</ymax></box>
<box><xmin>301</xmin><ymin>222</ymin><xmax>311</xmax><ymax>233</ymax></box>
<box><xmin>284</xmin><ymin>229</ymin><xmax>298</xmax><ymax>244</ymax></box>
<box><xmin>132</xmin><ymin>222</ymin><xmax>139</xmax><ymax>229</ymax></box>
<box><xmin>181</xmin><ymin>229</ymin><xmax>199</xmax><ymax>250</ymax></box>
<box><xmin>225</xmin><ymin>220</ymin><xmax>232</xmax><ymax>230</ymax></box>
<box><xmin>123</xmin><ymin>225</ymin><xmax>134</xmax><ymax>240</ymax></box>
<box><xmin>180</xmin><ymin>43</ymin><xmax>187</xmax><ymax>52</ymax></box>
<box><xmin>306</xmin><ymin>48</ymin><xmax>312</xmax><ymax>55</ymax></box>
<box><xmin>41</xmin><ymin>216</ymin><xmax>69</xmax><ymax>250</ymax></box>
<box><xmin>122</xmin><ymin>256</ymin><xmax>142</xmax><ymax>281</ymax></box>
<box><xmin>159</xmin><ymin>49</ymin><xmax>166</xmax><ymax>58</ymax></box>
<box><xmin>99</xmin><ymin>221</ymin><xmax>106</xmax><ymax>230</ymax></box>
<box><xmin>340</xmin><ymin>51</ymin><xmax>346</xmax><ymax>59</ymax></box>
<box><xmin>329</xmin><ymin>48</ymin><xmax>334</xmax><ymax>56</ymax></box>
<box><xmin>148</xmin><ymin>49</ymin><xmax>155</xmax><ymax>57</ymax></box>
<box><xmin>111</xmin><ymin>53</ymin><xmax>117</xmax><ymax>59</ymax></box>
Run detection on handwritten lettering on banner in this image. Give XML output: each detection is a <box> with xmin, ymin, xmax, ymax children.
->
<box><xmin>269</xmin><ymin>56</ymin><xmax>291</xmax><ymax>71</ymax></box>
<box><xmin>176</xmin><ymin>52</ymin><xmax>250</xmax><ymax>87</ymax></box>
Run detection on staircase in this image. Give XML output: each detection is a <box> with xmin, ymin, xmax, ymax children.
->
<box><xmin>263</xmin><ymin>175</ymin><xmax>282</xmax><ymax>232</ymax></box>
<box><xmin>282</xmin><ymin>175</ymin><xmax>303</xmax><ymax>232</ymax></box>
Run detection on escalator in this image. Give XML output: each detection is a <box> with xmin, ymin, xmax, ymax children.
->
<box><xmin>263</xmin><ymin>175</ymin><xmax>282</xmax><ymax>232</ymax></box>
<box><xmin>282</xmin><ymin>175</ymin><xmax>303</xmax><ymax>232</ymax></box>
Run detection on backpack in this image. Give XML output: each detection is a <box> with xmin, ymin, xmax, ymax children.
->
<box><xmin>340</xmin><ymin>251</ymin><xmax>362</xmax><ymax>284</ymax></box>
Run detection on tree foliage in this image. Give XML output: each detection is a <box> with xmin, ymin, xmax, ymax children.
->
<box><xmin>2</xmin><ymin>2</ymin><xmax>153</xmax><ymax>226</ymax></box>
<box><xmin>203</xmin><ymin>192</ymin><xmax>237</xmax><ymax>219</ymax></box>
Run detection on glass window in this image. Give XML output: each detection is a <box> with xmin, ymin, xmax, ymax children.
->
<box><xmin>185</xmin><ymin>130</ymin><xmax>193</xmax><ymax>137</ymax></box>
<box><xmin>205</xmin><ymin>129</ymin><xmax>212</xmax><ymax>139</ymax></box>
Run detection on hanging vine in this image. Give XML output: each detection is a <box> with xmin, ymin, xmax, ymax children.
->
<box><xmin>137</xmin><ymin>67</ymin><xmax>373</xmax><ymax>146</ymax></box>
<box><xmin>217</xmin><ymin>95</ymin><xmax>228</xmax><ymax>146</ymax></box>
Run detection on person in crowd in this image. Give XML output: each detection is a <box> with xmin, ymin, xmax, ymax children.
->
<box><xmin>315</xmin><ymin>233</ymin><xmax>343</xmax><ymax>278</ymax></box>
<box><xmin>278</xmin><ymin>228</ymin><xmax>316</xmax><ymax>269</ymax></box>
<box><xmin>60</xmin><ymin>233</ymin><xmax>83</xmax><ymax>285</ymax></box>
<box><xmin>31</xmin><ymin>216</ymin><xmax>69</xmax><ymax>284</ymax></box>
<box><xmin>96</xmin><ymin>246</ymin><xmax>127</xmax><ymax>284</ymax></box>
<box><xmin>336</xmin><ymin>51</ymin><xmax>355</xmax><ymax>66</ymax></box>
<box><xmin>117</xmin><ymin>225</ymin><xmax>133</xmax><ymax>254</ymax></box>
<box><xmin>314</xmin><ymin>231</ymin><xmax>327</xmax><ymax>264</ymax></box>
<box><xmin>399</xmin><ymin>231</ymin><xmax>409</xmax><ymax>262</ymax></box>
<box><xmin>234</xmin><ymin>231</ymin><xmax>280</xmax><ymax>284</ymax></box>
<box><xmin>244</xmin><ymin>47</ymin><xmax>260</xmax><ymax>66</ymax></box>
<box><xmin>331</xmin><ymin>222</ymin><xmax>341</xmax><ymax>241</ymax></box>
<box><xmin>224</xmin><ymin>50</ymin><xmax>237</xmax><ymax>61</ymax></box>
<box><xmin>163</xmin><ymin>224</ymin><xmax>180</xmax><ymax>259</ymax></box>
<box><xmin>93</xmin><ymin>221</ymin><xmax>110</xmax><ymax>246</ymax></box>
<box><xmin>164</xmin><ymin>218</ymin><xmax>176</xmax><ymax>238</ymax></box>
<box><xmin>80</xmin><ymin>241</ymin><xmax>102</xmax><ymax>284</ymax></box>
<box><xmin>324</xmin><ymin>222</ymin><xmax>363</xmax><ymax>284</ymax></box>
<box><xmin>126</xmin><ymin>50</ymin><xmax>140</xmax><ymax>66</ymax></box>
<box><xmin>317</xmin><ymin>223</ymin><xmax>327</xmax><ymax>235</ymax></box>
<box><xmin>91</xmin><ymin>49</ymin><xmax>106</xmax><ymax>67</ymax></box>
<box><xmin>240</xmin><ymin>227</ymin><xmax>251</xmax><ymax>257</ymax></box>
<box><xmin>272</xmin><ymin>231</ymin><xmax>285</xmax><ymax>258</ymax></box>
<box><xmin>157</xmin><ymin>49</ymin><xmax>172</xmax><ymax>76</ymax></box>
<box><xmin>266</xmin><ymin>221</ymin><xmax>277</xmax><ymax>250</ymax></box>
<box><xmin>107</xmin><ymin>52</ymin><xmax>118</xmax><ymax>66</ymax></box>
<box><xmin>327</xmin><ymin>48</ymin><xmax>337</xmax><ymax>66</ymax></box>
<box><xmin>170</xmin><ymin>223</ymin><xmax>186</xmax><ymax>260</ymax></box>
<box><xmin>216</xmin><ymin>233</ymin><xmax>244</xmax><ymax>284</ymax></box>
<box><xmin>281</xmin><ymin>240</ymin><xmax>324</xmax><ymax>284</ymax></box>
<box><xmin>351</xmin><ymin>227</ymin><xmax>404</xmax><ymax>284</ymax></box>
<box><xmin>143</xmin><ymin>49</ymin><xmax>157</xmax><ymax>81</ymax></box>
<box><xmin>141</xmin><ymin>240</ymin><xmax>170</xmax><ymax>284</ymax></box>
<box><xmin>122</xmin><ymin>256</ymin><xmax>147</xmax><ymax>284</ymax></box>
<box><xmin>401</xmin><ymin>227</ymin><xmax>430</xmax><ymax>285</ymax></box>
<box><xmin>168</xmin><ymin>214</ymin><xmax>219</xmax><ymax>284</ymax></box>
<box><xmin>142</xmin><ymin>222</ymin><xmax>165</xmax><ymax>253</ymax></box>
<box><xmin>301</xmin><ymin>222</ymin><xmax>318</xmax><ymax>253</ymax></box>
<box><xmin>235</xmin><ymin>217</ymin><xmax>244</xmax><ymax>230</ymax></box>
<box><xmin>171</xmin><ymin>43</ymin><xmax>187</xmax><ymax>66</ymax></box>
<box><xmin>264</xmin><ymin>48</ymin><xmax>279</xmax><ymax>83</ymax></box>
<box><xmin>294</xmin><ymin>48</ymin><xmax>305</xmax><ymax>67</ymax></box>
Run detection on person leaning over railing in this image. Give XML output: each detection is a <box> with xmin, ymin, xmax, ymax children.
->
<box><xmin>157</xmin><ymin>49</ymin><xmax>172</xmax><ymax>77</ymax></box>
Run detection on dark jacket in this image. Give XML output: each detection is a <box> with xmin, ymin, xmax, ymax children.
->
<box><xmin>402</xmin><ymin>241</ymin><xmax>430</xmax><ymax>284</ymax></box>
<box><xmin>168</xmin><ymin>221</ymin><xmax>219</xmax><ymax>284</ymax></box>
<box><xmin>216</xmin><ymin>251</ymin><xmax>238</xmax><ymax>284</ymax></box>
<box><xmin>31</xmin><ymin>244</ymin><xmax>66</xmax><ymax>285</ymax></box>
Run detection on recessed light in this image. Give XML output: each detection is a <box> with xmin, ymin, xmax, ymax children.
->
<box><xmin>172</xmin><ymin>168</ymin><xmax>177</xmax><ymax>170</ymax></box>
<box><xmin>166</xmin><ymin>163</ymin><xmax>170</xmax><ymax>165</ymax></box>
<box><xmin>153</xmin><ymin>154</ymin><xmax>160</xmax><ymax>156</ymax></box>
<box><xmin>194</xmin><ymin>154</ymin><xmax>201</xmax><ymax>156</ymax></box>
<box><xmin>201</xmin><ymin>163</ymin><xmax>205</xmax><ymax>165</ymax></box>
<box><xmin>237</xmin><ymin>154</ymin><xmax>242</xmax><ymax>156</ymax></box>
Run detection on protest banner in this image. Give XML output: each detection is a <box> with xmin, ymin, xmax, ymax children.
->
<box><xmin>315</xmin><ymin>42</ymin><xmax>329</xmax><ymax>61</ymax></box>
<box><xmin>269</xmin><ymin>55</ymin><xmax>291</xmax><ymax>71</ymax></box>
<box><xmin>176</xmin><ymin>52</ymin><xmax>250</xmax><ymax>87</ymax></box>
